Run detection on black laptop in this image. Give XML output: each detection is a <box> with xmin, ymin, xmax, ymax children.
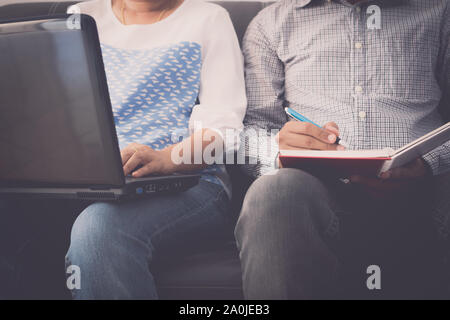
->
<box><xmin>0</xmin><ymin>15</ymin><xmax>199</xmax><ymax>200</ymax></box>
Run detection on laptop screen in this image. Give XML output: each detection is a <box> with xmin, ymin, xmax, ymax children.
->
<box><xmin>0</xmin><ymin>17</ymin><xmax>124</xmax><ymax>187</ymax></box>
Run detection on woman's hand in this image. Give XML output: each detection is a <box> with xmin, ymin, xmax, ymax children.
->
<box><xmin>121</xmin><ymin>143</ymin><xmax>176</xmax><ymax>177</ymax></box>
<box><xmin>121</xmin><ymin>129</ymin><xmax>223</xmax><ymax>177</ymax></box>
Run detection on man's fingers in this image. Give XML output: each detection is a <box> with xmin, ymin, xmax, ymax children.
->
<box><xmin>380</xmin><ymin>159</ymin><xmax>428</xmax><ymax>180</ymax></box>
<box><xmin>381</xmin><ymin>168</ymin><xmax>409</xmax><ymax>180</ymax></box>
<box><xmin>323</xmin><ymin>122</ymin><xmax>340</xmax><ymax>136</ymax></box>
<box><xmin>278</xmin><ymin>145</ymin><xmax>309</xmax><ymax>151</ymax></box>
<box><xmin>350</xmin><ymin>175</ymin><xmax>387</xmax><ymax>189</ymax></box>
<box><xmin>350</xmin><ymin>175</ymin><xmax>379</xmax><ymax>187</ymax></box>
<box><xmin>351</xmin><ymin>175</ymin><xmax>407</xmax><ymax>190</ymax></box>
<box><xmin>381</xmin><ymin>167</ymin><xmax>417</xmax><ymax>180</ymax></box>
<box><xmin>283</xmin><ymin>132</ymin><xmax>339</xmax><ymax>150</ymax></box>
<box><xmin>285</xmin><ymin>121</ymin><xmax>339</xmax><ymax>144</ymax></box>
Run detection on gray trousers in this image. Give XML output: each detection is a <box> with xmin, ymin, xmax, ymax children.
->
<box><xmin>235</xmin><ymin>168</ymin><xmax>450</xmax><ymax>299</ymax></box>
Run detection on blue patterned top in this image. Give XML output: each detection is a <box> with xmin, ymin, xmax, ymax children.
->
<box><xmin>101</xmin><ymin>42</ymin><xmax>222</xmax><ymax>185</ymax></box>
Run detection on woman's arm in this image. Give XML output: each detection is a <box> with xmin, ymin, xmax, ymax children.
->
<box><xmin>121</xmin><ymin>6</ymin><xmax>246</xmax><ymax>178</ymax></box>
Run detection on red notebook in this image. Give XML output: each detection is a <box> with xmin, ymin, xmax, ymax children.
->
<box><xmin>279</xmin><ymin>149</ymin><xmax>391</xmax><ymax>177</ymax></box>
<box><xmin>279</xmin><ymin>122</ymin><xmax>450</xmax><ymax>177</ymax></box>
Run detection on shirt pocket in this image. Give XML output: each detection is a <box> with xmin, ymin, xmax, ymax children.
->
<box><xmin>366</xmin><ymin>21</ymin><xmax>441</xmax><ymax>100</ymax></box>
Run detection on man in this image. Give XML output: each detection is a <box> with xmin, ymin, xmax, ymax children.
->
<box><xmin>236</xmin><ymin>0</ymin><xmax>450</xmax><ymax>299</ymax></box>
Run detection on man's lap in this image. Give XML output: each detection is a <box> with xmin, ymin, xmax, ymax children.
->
<box><xmin>236</xmin><ymin>169</ymin><xmax>450</xmax><ymax>296</ymax></box>
<box><xmin>240</xmin><ymin>168</ymin><xmax>445</xmax><ymax>263</ymax></box>
<box><xmin>239</xmin><ymin>168</ymin><xmax>340</xmax><ymax>239</ymax></box>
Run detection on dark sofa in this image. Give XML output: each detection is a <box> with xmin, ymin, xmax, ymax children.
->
<box><xmin>3</xmin><ymin>0</ymin><xmax>449</xmax><ymax>301</ymax></box>
<box><xmin>0</xmin><ymin>0</ymin><xmax>271</xmax><ymax>300</ymax></box>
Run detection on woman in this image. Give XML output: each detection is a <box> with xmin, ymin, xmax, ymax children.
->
<box><xmin>66</xmin><ymin>0</ymin><xmax>246</xmax><ymax>299</ymax></box>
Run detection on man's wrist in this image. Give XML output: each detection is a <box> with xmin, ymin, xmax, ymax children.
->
<box><xmin>274</xmin><ymin>151</ymin><xmax>281</xmax><ymax>169</ymax></box>
<box><xmin>420</xmin><ymin>156</ymin><xmax>434</xmax><ymax>177</ymax></box>
<box><xmin>421</xmin><ymin>153</ymin><xmax>438</xmax><ymax>176</ymax></box>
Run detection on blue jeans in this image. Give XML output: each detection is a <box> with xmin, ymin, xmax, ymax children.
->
<box><xmin>66</xmin><ymin>180</ymin><xmax>230</xmax><ymax>299</ymax></box>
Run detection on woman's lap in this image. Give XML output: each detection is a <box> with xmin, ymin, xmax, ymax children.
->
<box><xmin>66</xmin><ymin>180</ymin><xmax>231</xmax><ymax>299</ymax></box>
<box><xmin>69</xmin><ymin>180</ymin><xmax>230</xmax><ymax>253</ymax></box>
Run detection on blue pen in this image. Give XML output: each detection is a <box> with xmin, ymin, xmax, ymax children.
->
<box><xmin>284</xmin><ymin>107</ymin><xmax>349</xmax><ymax>148</ymax></box>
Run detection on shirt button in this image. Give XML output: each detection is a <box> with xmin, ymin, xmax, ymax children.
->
<box><xmin>355</xmin><ymin>42</ymin><xmax>363</xmax><ymax>49</ymax></box>
<box><xmin>355</xmin><ymin>86</ymin><xmax>363</xmax><ymax>93</ymax></box>
<box><xmin>359</xmin><ymin>111</ymin><xmax>367</xmax><ymax>119</ymax></box>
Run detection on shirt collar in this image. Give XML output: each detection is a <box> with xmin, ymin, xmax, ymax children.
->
<box><xmin>294</xmin><ymin>0</ymin><xmax>313</xmax><ymax>8</ymax></box>
<box><xmin>294</xmin><ymin>0</ymin><xmax>407</xmax><ymax>8</ymax></box>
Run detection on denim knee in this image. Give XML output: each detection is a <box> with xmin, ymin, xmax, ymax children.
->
<box><xmin>67</xmin><ymin>202</ymin><xmax>125</xmax><ymax>261</ymax></box>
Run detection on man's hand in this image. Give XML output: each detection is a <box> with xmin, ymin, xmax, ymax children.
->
<box><xmin>350</xmin><ymin>158</ymin><xmax>431</xmax><ymax>199</ymax></box>
<box><xmin>276</xmin><ymin>121</ymin><xmax>345</xmax><ymax>167</ymax></box>
<box><xmin>121</xmin><ymin>143</ymin><xmax>176</xmax><ymax>178</ymax></box>
<box><xmin>277</xmin><ymin>121</ymin><xmax>345</xmax><ymax>151</ymax></box>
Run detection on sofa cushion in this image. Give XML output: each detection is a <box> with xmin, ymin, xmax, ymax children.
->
<box><xmin>154</xmin><ymin>241</ymin><xmax>243</xmax><ymax>300</ymax></box>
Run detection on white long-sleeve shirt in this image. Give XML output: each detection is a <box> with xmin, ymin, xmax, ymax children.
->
<box><xmin>70</xmin><ymin>0</ymin><xmax>247</xmax><ymax>194</ymax></box>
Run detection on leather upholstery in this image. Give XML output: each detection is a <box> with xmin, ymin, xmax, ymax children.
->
<box><xmin>0</xmin><ymin>1</ymin><xmax>271</xmax><ymax>45</ymax></box>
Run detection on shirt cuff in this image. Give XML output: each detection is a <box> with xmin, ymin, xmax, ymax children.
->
<box><xmin>274</xmin><ymin>151</ymin><xmax>280</xmax><ymax>169</ymax></box>
<box><xmin>422</xmin><ymin>150</ymin><xmax>440</xmax><ymax>176</ymax></box>
<box><xmin>261</xmin><ymin>135</ymin><xmax>280</xmax><ymax>174</ymax></box>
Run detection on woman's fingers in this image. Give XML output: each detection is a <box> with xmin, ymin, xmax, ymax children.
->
<box><xmin>120</xmin><ymin>143</ymin><xmax>140</xmax><ymax>165</ymax></box>
<box><xmin>123</xmin><ymin>152</ymin><xmax>144</xmax><ymax>176</ymax></box>
<box><xmin>132</xmin><ymin>162</ymin><xmax>159</xmax><ymax>178</ymax></box>
<box><xmin>121</xmin><ymin>149</ymin><xmax>135</xmax><ymax>166</ymax></box>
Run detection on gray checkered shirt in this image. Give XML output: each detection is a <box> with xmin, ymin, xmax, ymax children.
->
<box><xmin>241</xmin><ymin>0</ymin><xmax>450</xmax><ymax>178</ymax></box>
